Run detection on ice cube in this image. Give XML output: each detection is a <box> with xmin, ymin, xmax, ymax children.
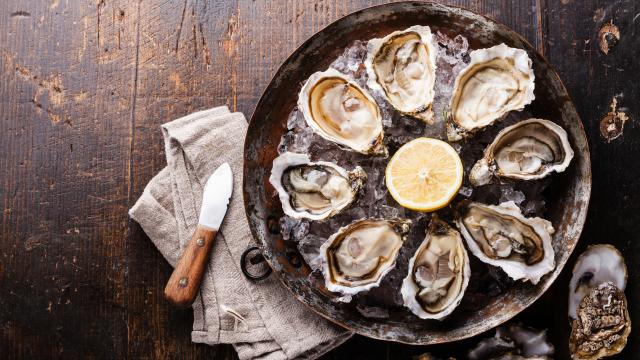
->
<box><xmin>459</xmin><ymin>186</ymin><xmax>473</xmax><ymax>197</ymax></box>
<box><xmin>297</xmin><ymin>234</ymin><xmax>326</xmax><ymax>271</ymax></box>
<box><xmin>287</xmin><ymin>109</ymin><xmax>305</xmax><ymax>130</ymax></box>
<box><xmin>279</xmin><ymin>217</ymin><xmax>309</xmax><ymax>241</ymax></box>
<box><xmin>370</xmin><ymin>204</ymin><xmax>401</xmax><ymax>219</ymax></box>
<box><xmin>499</xmin><ymin>186</ymin><xmax>526</xmax><ymax>205</ymax></box>
<box><xmin>523</xmin><ymin>199</ymin><xmax>546</xmax><ymax>216</ymax></box>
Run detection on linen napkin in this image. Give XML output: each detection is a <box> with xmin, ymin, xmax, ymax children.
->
<box><xmin>129</xmin><ymin>106</ymin><xmax>352</xmax><ymax>359</ymax></box>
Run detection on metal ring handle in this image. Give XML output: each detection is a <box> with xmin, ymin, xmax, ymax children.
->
<box><xmin>240</xmin><ymin>246</ymin><xmax>272</xmax><ymax>281</ymax></box>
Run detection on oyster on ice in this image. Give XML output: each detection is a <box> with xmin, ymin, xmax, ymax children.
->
<box><xmin>298</xmin><ymin>68</ymin><xmax>387</xmax><ymax>156</ymax></box>
<box><xmin>569</xmin><ymin>282</ymin><xmax>631</xmax><ymax>360</ymax></box>
<box><xmin>448</xmin><ymin>44</ymin><xmax>535</xmax><ymax>140</ymax></box>
<box><xmin>457</xmin><ymin>201</ymin><xmax>555</xmax><ymax>284</ymax></box>
<box><xmin>365</xmin><ymin>25</ymin><xmax>437</xmax><ymax>122</ymax></box>
<box><xmin>469</xmin><ymin>118</ymin><xmax>574</xmax><ymax>186</ymax></box>
<box><xmin>401</xmin><ymin>217</ymin><xmax>469</xmax><ymax>320</ymax></box>
<box><xmin>269</xmin><ymin>152</ymin><xmax>367</xmax><ymax>220</ymax></box>
<box><xmin>568</xmin><ymin>244</ymin><xmax>627</xmax><ymax>319</ymax></box>
<box><xmin>320</xmin><ymin>218</ymin><xmax>411</xmax><ymax>295</ymax></box>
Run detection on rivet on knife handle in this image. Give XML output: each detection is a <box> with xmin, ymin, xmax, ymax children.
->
<box><xmin>164</xmin><ymin>225</ymin><xmax>217</xmax><ymax>307</ymax></box>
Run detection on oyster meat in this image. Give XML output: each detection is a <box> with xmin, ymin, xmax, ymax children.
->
<box><xmin>470</xmin><ymin>118</ymin><xmax>574</xmax><ymax>186</ymax></box>
<box><xmin>269</xmin><ymin>152</ymin><xmax>367</xmax><ymax>220</ymax></box>
<box><xmin>457</xmin><ymin>201</ymin><xmax>555</xmax><ymax>284</ymax></box>
<box><xmin>468</xmin><ymin>323</ymin><xmax>554</xmax><ymax>360</ymax></box>
<box><xmin>365</xmin><ymin>25</ymin><xmax>437</xmax><ymax>122</ymax></box>
<box><xmin>569</xmin><ymin>282</ymin><xmax>631</xmax><ymax>360</ymax></box>
<box><xmin>320</xmin><ymin>218</ymin><xmax>411</xmax><ymax>295</ymax></box>
<box><xmin>298</xmin><ymin>68</ymin><xmax>387</xmax><ymax>155</ymax></box>
<box><xmin>401</xmin><ymin>217</ymin><xmax>470</xmax><ymax>320</ymax></box>
<box><xmin>568</xmin><ymin>244</ymin><xmax>627</xmax><ymax>319</ymax></box>
<box><xmin>448</xmin><ymin>44</ymin><xmax>535</xmax><ymax>140</ymax></box>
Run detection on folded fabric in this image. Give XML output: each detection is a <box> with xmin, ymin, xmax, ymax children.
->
<box><xmin>129</xmin><ymin>106</ymin><xmax>352</xmax><ymax>359</ymax></box>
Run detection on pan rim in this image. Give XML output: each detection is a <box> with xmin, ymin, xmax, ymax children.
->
<box><xmin>243</xmin><ymin>1</ymin><xmax>592</xmax><ymax>344</ymax></box>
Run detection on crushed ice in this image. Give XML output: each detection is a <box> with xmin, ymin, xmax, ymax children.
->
<box><xmin>275</xmin><ymin>33</ymin><xmax>552</xmax><ymax>316</ymax></box>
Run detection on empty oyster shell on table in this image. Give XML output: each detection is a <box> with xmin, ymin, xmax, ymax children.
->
<box><xmin>568</xmin><ymin>244</ymin><xmax>627</xmax><ymax>319</ymax></box>
<box><xmin>469</xmin><ymin>118</ymin><xmax>574</xmax><ymax>186</ymax></box>
<box><xmin>456</xmin><ymin>201</ymin><xmax>555</xmax><ymax>284</ymax></box>
<box><xmin>569</xmin><ymin>282</ymin><xmax>631</xmax><ymax>360</ymax></box>
<box><xmin>364</xmin><ymin>25</ymin><xmax>437</xmax><ymax>123</ymax></box>
<box><xmin>269</xmin><ymin>152</ymin><xmax>367</xmax><ymax>220</ymax></box>
<box><xmin>298</xmin><ymin>68</ymin><xmax>387</xmax><ymax>156</ymax></box>
<box><xmin>401</xmin><ymin>217</ymin><xmax>470</xmax><ymax>320</ymax></box>
<box><xmin>447</xmin><ymin>43</ymin><xmax>535</xmax><ymax>141</ymax></box>
<box><xmin>468</xmin><ymin>323</ymin><xmax>554</xmax><ymax>360</ymax></box>
<box><xmin>319</xmin><ymin>218</ymin><xmax>411</xmax><ymax>295</ymax></box>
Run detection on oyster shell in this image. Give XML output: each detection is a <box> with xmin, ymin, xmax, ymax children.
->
<box><xmin>457</xmin><ymin>201</ymin><xmax>555</xmax><ymax>284</ymax></box>
<box><xmin>448</xmin><ymin>44</ymin><xmax>535</xmax><ymax>140</ymax></box>
<box><xmin>568</xmin><ymin>244</ymin><xmax>627</xmax><ymax>319</ymax></box>
<box><xmin>569</xmin><ymin>282</ymin><xmax>631</xmax><ymax>360</ymax></box>
<box><xmin>269</xmin><ymin>152</ymin><xmax>367</xmax><ymax>220</ymax></box>
<box><xmin>365</xmin><ymin>25</ymin><xmax>437</xmax><ymax>122</ymax></box>
<box><xmin>470</xmin><ymin>119</ymin><xmax>574</xmax><ymax>186</ymax></box>
<box><xmin>298</xmin><ymin>68</ymin><xmax>387</xmax><ymax>155</ymax></box>
<box><xmin>468</xmin><ymin>323</ymin><xmax>554</xmax><ymax>360</ymax></box>
<box><xmin>401</xmin><ymin>217</ymin><xmax>470</xmax><ymax>320</ymax></box>
<box><xmin>320</xmin><ymin>218</ymin><xmax>411</xmax><ymax>295</ymax></box>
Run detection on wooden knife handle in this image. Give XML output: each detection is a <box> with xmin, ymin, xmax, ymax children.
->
<box><xmin>164</xmin><ymin>225</ymin><xmax>217</xmax><ymax>307</ymax></box>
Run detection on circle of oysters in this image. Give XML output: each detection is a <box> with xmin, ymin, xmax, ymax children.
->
<box><xmin>269</xmin><ymin>25</ymin><xmax>576</xmax><ymax>322</ymax></box>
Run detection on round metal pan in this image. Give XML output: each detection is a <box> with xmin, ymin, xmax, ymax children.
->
<box><xmin>243</xmin><ymin>2</ymin><xmax>591</xmax><ymax>344</ymax></box>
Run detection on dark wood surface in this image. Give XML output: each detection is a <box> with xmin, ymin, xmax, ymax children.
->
<box><xmin>0</xmin><ymin>0</ymin><xmax>637</xmax><ymax>359</ymax></box>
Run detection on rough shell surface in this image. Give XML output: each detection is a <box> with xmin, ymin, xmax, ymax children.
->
<box><xmin>319</xmin><ymin>218</ymin><xmax>411</xmax><ymax>296</ymax></box>
<box><xmin>469</xmin><ymin>118</ymin><xmax>574</xmax><ymax>186</ymax></box>
<box><xmin>269</xmin><ymin>152</ymin><xmax>366</xmax><ymax>220</ymax></box>
<box><xmin>448</xmin><ymin>43</ymin><xmax>535</xmax><ymax>140</ymax></box>
<box><xmin>401</xmin><ymin>218</ymin><xmax>470</xmax><ymax>320</ymax></box>
<box><xmin>569</xmin><ymin>282</ymin><xmax>631</xmax><ymax>360</ymax></box>
<box><xmin>568</xmin><ymin>244</ymin><xmax>627</xmax><ymax>319</ymax></box>
<box><xmin>297</xmin><ymin>68</ymin><xmax>386</xmax><ymax>155</ymax></box>
<box><xmin>457</xmin><ymin>201</ymin><xmax>555</xmax><ymax>284</ymax></box>
<box><xmin>364</xmin><ymin>25</ymin><xmax>437</xmax><ymax>121</ymax></box>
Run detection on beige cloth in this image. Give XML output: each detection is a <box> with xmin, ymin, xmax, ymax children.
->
<box><xmin>129</xmin><ymin>106</ymin><xmax>352</xmax><ymax>359</ymax></box>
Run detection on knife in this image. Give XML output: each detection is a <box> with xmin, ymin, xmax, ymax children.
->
<box><xmin>164</xmin><ymin>162</ymin><xmax>233</xmax><ymax>307</ymax></box>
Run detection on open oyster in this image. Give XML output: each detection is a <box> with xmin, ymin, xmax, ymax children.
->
<box><xmin>401</xmin><ymin>217</ymin><xmax>469</xmax><ymax>320</ymax></box>
<box><xmin>569</xmin><ymin>282</ymin><xmax>631</xmax><ymax>360</ymax></box>
<box><xmin>448</xmin><ymin>44</ymin><xmax>535</xmax><ymax>140</ymax></box>
<box><xmin>568</xmin><ymin>244</ymin><xmax>627</xmax><ymax>319</ymax></box>
<box><xmin>269</xmin><ymin>152</ymin><xmax>367</xmax><ymax>220</ymax></box>
<box><xmin>468</xmin><ymin>323</ymin><xmax>554</xmax><ymax>360</ymax></box>
<box><xmin>298</xmin><ymin>68</ymin><xmax>387</xmax><ymax>155</ymax></box>
<box><xmin>319</xmin><ymin>218</ymin><xmax>411</xmax><ymax>295</ymax></box>
<box><xmin>470</xmin><ymin>119</ymin><xmax>574</xmax><ymax>186</ymax></box>
<box><xmin>365</xmin><ymin>25</ymin><xmax>437</xmax><ymax>122</ymax></box>
<box><xmin>457</xmin><ymin>201</ymin><xmax>555</xmax><ymax>284</ymax></box>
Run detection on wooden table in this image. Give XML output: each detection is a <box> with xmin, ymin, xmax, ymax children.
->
<box><xmin>0</xmin><ymin>0</ymin><xmax>637</xmax><ymax>358</ymax></box>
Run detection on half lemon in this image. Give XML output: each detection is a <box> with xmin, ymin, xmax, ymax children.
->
<box><xmin>385</xmin><ymin>137</ymin><xmax>463</xmax><ymax>212</ymax></box>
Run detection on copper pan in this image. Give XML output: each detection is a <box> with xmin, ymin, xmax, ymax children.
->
<box><xmin>243</xmin><ymin>1</ymin><xmax>591</xmax><ymax>344</ymax></box>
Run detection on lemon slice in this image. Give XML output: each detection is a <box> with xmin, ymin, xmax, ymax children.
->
<box><xmin>386</xmin><ymin>138</ymin><xmax>463</xmax><ymax>212</ymax></box>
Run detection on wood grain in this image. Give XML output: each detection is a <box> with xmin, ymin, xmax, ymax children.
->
<box><xmin>0</xmin><ymin>0</ymin><xmax>637</xmax><ymax>359</ymax></box>
<box><xmin>164</xmin><ymin>226</ymin><xmax>218</xmax><ymax>307</ymax></box>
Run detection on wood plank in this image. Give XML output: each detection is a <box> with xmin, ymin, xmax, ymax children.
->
<box><xmin>539</xmin><ymin>0</ymin><xmax>639</xmax><ymax>359</ymax></box>
<box><xmin>128</xmin><ymin>0</ymin><xmax>238</xmax><ymax>358</ymax></box>
<box><xmin>0</xmin><ymin>0</ymin><xmax>137</xmax><ymax>357</ymax></box>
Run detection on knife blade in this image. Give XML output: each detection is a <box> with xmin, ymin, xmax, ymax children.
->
<box><xmin>164</xmin><ymin>162</ymin><xmax>233</xmax><ymax>307</ymax></box>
